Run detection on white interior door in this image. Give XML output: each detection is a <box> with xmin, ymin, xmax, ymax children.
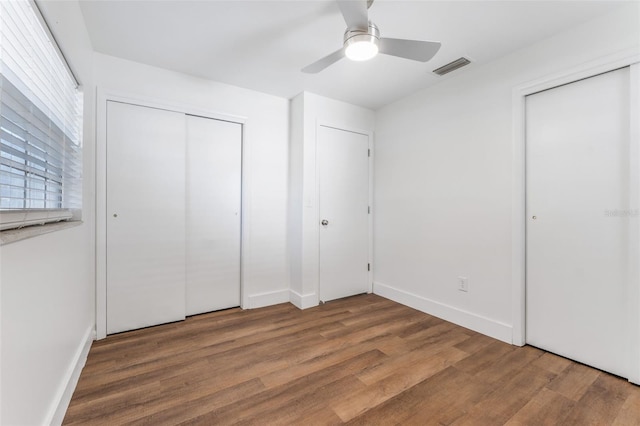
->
<box><xmin>318</xmin><ymin>125</ymin><xmax>370</xmax><ymax>302</ymax></box>
<box><xmin>186</xmin><ymin>115</ymin><xmax>242</xmax><ymax>315</ymax></box>
<box><xmin>526</xmin><ymin>68</ymin><xmax>631</xmax><ymax>378</ymax></box>
<box><xmin>106</xmin><ymin>101</ymin><xmax>186</xmax><ymax>334</ymax></box>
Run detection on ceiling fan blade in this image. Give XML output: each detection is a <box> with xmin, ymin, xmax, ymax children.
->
<box><xmin>378</xmin><ymin>38</ymin><xmax>441</xmax><ymax>62</ymax></box>
<box><xmin>337</xmin><ymin>0</ymin><xmax>369</xmax><ymax>29</ymax></box>
<box><xmin>301</xmin><ymin>48</ymin><xmax>345</xmax><ymax>74</ymax></box>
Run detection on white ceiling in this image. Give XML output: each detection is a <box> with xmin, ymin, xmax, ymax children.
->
<box><xmin>79</xmin><ymin>0</ymin><xmax>626</xmax><ymax>110</ymax></box>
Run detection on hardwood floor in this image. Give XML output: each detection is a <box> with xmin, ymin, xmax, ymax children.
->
<box><xmin>64</xmin><ymin>294</ymin><xmax>640</xmax><ymax>425</ymax></box>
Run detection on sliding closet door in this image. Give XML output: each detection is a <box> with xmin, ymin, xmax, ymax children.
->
<box><xmin>106</xmin><ymin>101</ymin><xmax>186</xmax><ymax>334</ymax></box>
<box><xmin>526</xmin><ymin>68</ymin><xmax>630</xmax><ymax>377</ymax></box>
<box><xmin>186</xmin><ymin>115</ymin><xmax>242</xmax><ymax>315</ymax></box>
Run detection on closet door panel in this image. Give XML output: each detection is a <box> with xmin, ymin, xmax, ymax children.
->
<box><xmin>186</xmin><ymin>115</ymin><xmax>242</xmax><ymax>315</ymax></box>
<box><xmin>525</xmin><ymin>68</ymin><xmax>630</xmax><ymax>377</ymax></box>
<box><xmin>106</xmin><ymin>101</ymin><xmax>186</xmax><ymax>334</ymax></box>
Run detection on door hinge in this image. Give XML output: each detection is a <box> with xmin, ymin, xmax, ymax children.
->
<box><xmin>368</xmin><ymin>206</ymin><xmax>370</xmax><ymax>214</ymax></box>
<box><xmin>368</xmin><ymin>149</ymin><xmax>371</xmax><ymax>157</ymax></box>
<box><xmin>368</xmin><ymin>263</ymin><xmax>370</xmax><ymax>271</ymax></box>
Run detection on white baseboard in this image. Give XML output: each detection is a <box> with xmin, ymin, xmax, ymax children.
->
<box><xmin>47</xmin><ymin>325</ymin><xmax>95</xmax><ymax>426</ymax></box>
<box><xmin>374</xmin><ymin>281</ymin><xmax>512</xmax><ymax>344</ymax></box>
<box><xmin>246</xmin><ymin>289</ymin><xmax>290</xmax><ymax>309</ymax></box>
<box><xmin>289</xmin><ymin>290</ymin><xmax>318</xmax><ymax>310</ymax></box>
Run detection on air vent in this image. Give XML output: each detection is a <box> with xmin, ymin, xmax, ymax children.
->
<box><xmin>432</xmin><ymin>57</ymin><xmax>471</xmax><ymax>76</ymax></box>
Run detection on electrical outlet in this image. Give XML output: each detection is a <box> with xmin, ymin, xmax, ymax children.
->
<box><xmin>458</xmin><ymin>276</ymin><xmax>468</xmax><ymax>292</ymax></box>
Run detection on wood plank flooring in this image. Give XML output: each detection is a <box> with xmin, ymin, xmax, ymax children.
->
<box><xmin>64</xmin><ymin>294</ymin><xmax>640</xmax><ymax>425</ymax></box>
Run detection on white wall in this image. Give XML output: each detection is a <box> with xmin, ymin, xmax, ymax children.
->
<box><xmin>93</xmin><ymin>53</ymin><xmax>291</xmax><ymax>310</ymax></box>
<box><xmin>288</xmin><ymin>92</ymin><xmax>375</xmax><ymax>308</ymax></box>
<box><xmin>0</xmin><ymin>1</ymin><xmax>96</xmax><ymax>425</ymax></box>
<box><xmin>373</xmin><ymin>5</ymin><xmax>640</xmax><ymax>343</ymax></box>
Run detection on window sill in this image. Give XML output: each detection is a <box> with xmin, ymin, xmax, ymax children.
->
<box><xmin>0</xmin><ymin>220</ymin><xmax>83</xmax><ymax>246</ymax></box>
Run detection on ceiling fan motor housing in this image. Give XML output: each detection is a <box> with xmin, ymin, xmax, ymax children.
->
<box><xmin>343</xmin><ymin>22</ymin><xmax>380</xmax><ymax>49</ymax></box>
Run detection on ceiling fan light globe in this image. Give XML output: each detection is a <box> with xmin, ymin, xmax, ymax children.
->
<box><xmin>345</xmin><ymin>40</ymin><xmax>378</xmax><ymax>61</ymax></box>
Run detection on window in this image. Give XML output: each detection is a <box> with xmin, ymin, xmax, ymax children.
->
<box><xmin>0</xmin><ymin>0</ymin><xmax>82</xmax><ymax>231</ymax></box>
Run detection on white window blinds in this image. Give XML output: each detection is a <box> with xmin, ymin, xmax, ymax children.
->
<box><xmin>0</xmin><ymin>0</ymin><xmax>82</xmax><ymax>229</ymax></box>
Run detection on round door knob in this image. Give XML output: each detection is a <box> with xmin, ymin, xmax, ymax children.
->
<box><xmin>532</xmin><ymin>215</ymin><xmax>537</xmax><ymax>220</ymax></box>
<box><xmin>113</xmin><ymin>213</ymin><xmax>118</xmax><ymax>218</ymax></box>
<box><xmin>321</xmin><ymin>219</ymin><xmax>329</xmax><ymax>226</ymax></box>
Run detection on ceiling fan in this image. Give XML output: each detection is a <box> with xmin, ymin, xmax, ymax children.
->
<box><xmin>302</xmin><ymin>0</ymin><xmax>441</xmax><ymax>73</ymax></box>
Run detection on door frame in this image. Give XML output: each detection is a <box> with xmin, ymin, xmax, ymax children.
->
<box><xmin>96</xmin><ymin>88</ymin><xmax>248</xmax><ymax>339</ymax></box>
<box><xmin>315</xmin><ymin>121</ymin><xmax>374</xmax><ymax>302</ymax></box>
<box><xmin>511</xmin><ymin>48</ymin><xmax>640</xmax><ymax>382</ymax></box>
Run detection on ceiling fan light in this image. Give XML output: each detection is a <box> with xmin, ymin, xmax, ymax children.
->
<box><xmin>345</xmin><ymin>39</ymin><xmax>379</xmax><ymax>61</ymax></box>
<box><xmin>343</xmin><ymin>24</ymin><xmax>380</xmax><ymax>62</ymax></box>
